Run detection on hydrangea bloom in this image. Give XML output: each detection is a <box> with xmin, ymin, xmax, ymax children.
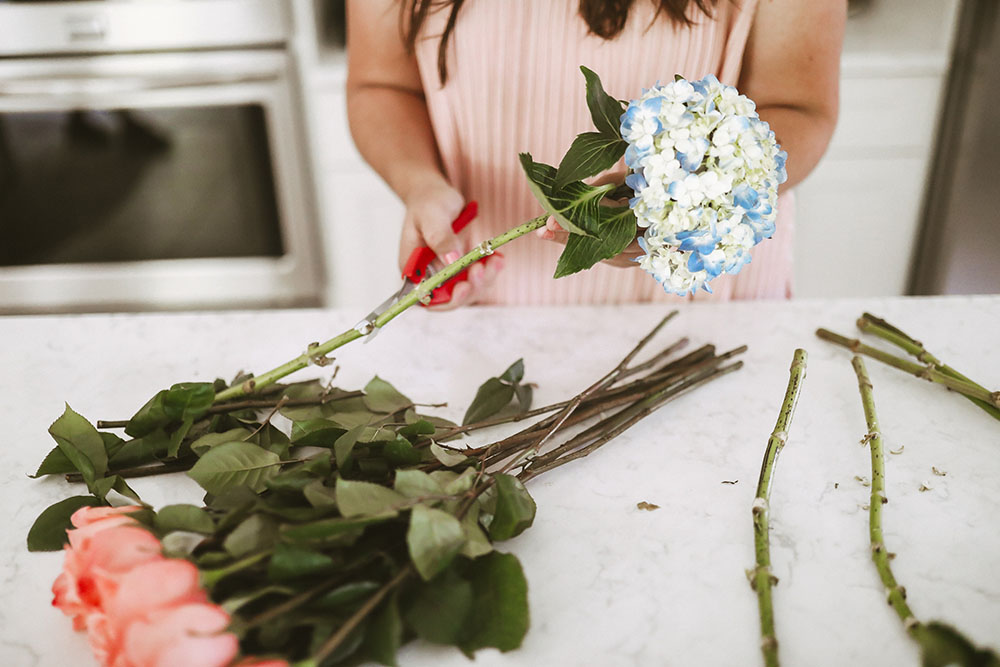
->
<box><xmin>621</xmin><ymin>75</ymin><xmax>787</xmax><ymax>295</ymax></box>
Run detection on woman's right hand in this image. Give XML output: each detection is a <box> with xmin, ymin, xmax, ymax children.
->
<box><xmin>399</xmin><ymin>176</ymin><xmax>504</xmax><ymax>309</ymax></box>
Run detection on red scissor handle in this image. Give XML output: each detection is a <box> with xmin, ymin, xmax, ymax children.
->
<box><xmin>402</xmin><ymin>201</ymin><xmax>486</xmax><ymax>305</ymax></box>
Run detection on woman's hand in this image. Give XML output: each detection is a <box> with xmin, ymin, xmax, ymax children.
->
<box><xmin>400</xmin><ymin>176</ymin><xmax>505</xmax><ymax>309</ymax></box>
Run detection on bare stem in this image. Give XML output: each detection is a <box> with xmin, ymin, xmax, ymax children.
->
<box><xmin>751</xmin><ymin>349</ymin><xmax>808</xmax><ymax>667</ymax></box>
<box><xmin>850</xmin><ymin>356</ymin><xmax>920</xmax><ymax>634</ymax></box>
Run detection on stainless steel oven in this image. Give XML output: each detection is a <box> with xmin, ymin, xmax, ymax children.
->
<box><xmin>0</xmin><ymin>0</ymin><xmax>325</xmax><ymax>312</ymax></box>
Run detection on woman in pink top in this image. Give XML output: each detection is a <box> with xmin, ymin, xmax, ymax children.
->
<box><xmin>346</xmin><ymin>0</ymin><xmax>844</xmax><ymax>305</ymax></box>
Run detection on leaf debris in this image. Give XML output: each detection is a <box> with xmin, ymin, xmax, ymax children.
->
<box><xmin>636</xmin><ymin>501</ymin><xmax>660</xmax><ymax>511</ymax></box>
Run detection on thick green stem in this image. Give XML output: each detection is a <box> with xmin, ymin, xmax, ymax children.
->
<box><xmin>851</xmin><ymin>356</ymin><xmax>920</xmax><ymax>635</ymax></box>
<box><xmin>816</xmin><ymin>329</ymin><xmax>1000</xmax><ymax>409</ymax></box>
<box><xmin>751</xmin><ymin>348</ymin><xmax>807</xmax><ymax>667</ymax></box>
<box><xmin>856</xmin><ymin>313</ymin><xmax>1000</xmax><ymax>421</ymax></box>
<box><xmin>215</xmin><ymin>215</ymin><xmax>549</xmax><ymax>403</ymax></box>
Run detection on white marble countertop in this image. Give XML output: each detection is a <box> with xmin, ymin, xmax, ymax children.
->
<box><xmin>2</xmin><ymin>296</ymin><xmax>998</xmax><ymax>666</ymax></box>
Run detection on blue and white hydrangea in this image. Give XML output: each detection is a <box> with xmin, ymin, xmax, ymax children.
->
<box><xmin>621</xmin><ymin>75</ymin><xmax>787</xmax><ymax>295</ymax></box>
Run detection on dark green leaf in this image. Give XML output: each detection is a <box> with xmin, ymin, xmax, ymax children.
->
<box><xmin>520</xmin><ymin>153</ymin><xmax>612</xmax><ymax>236</ymax></box>
<box><xmin>383</xmin><ymin>436</ymin><xmax>422</xmax><ymax>467</ymax></box>
<box><xmin>100</xmin><ymin>432</ymin><xmax>125</xmax><ymax>460</ymax></box>
<box><xmin>403</xmin><ymin>568</ymin><xmax>473</xmax><ymax>645</ymax></box>
<box><xmin>267</xmin><ymin>543</ymin><xmax>336</xmax><ymax>581</ymax></box>
<box><xmin>162</xmin><ymin>382</ymin><xmax>215</xmax><ymax>421</ymax></box>
<box><xmin>398</xmin><ymin>419</ymin><xmax>436</xmax><ymax>440</ymax></box>
<box><xmin>488</xmin><ymin>474</ymin><xmax>536</xmax><ymax>541</ymax></box>
<box><xmin>264</xmin><ymin>470</ymin><xmax>315</xmax><ymax>494</ymax></box>
<box><xmin>49</xmin><ymin>405</ymin><xmax>108</xmax><ymax>491</ymax></box>
<box><xmin>166</xmin><ymin>417</ymin><xmax>194</xmax><ymax>458</ymax></box>
<box><xmin>336</xmin><ymin>479</ymin><xmax>405</xmax><ymax>518</ymax></box>
<box><xmin>463</xmin><ymin>378</ymin><xmax>515</xmax><ymax>426</ymax></box>
<box><xmin>581</xmin><ymin>65</ymin><xmax>625</xmax><ymax>139</ymax></box>
<box><xmin>109</xmin><ymin>475</ymin><xmax>142</xmax><ymax>503</ymax></box>
<box><xmin>31</xmin><ymin>446</ymin><xmax>75</xmax><ymax>477</ymax></box>
<box><xmin>334</xmin><ymin>425</ymin><xmax>365</xmax><ymax>469</ymax></box>
<box><xmin>363</xmin><ymin>592</ymin><xmax>403</xmax><ymax>666</ymax></box>
<box><xmin>108</xmin><ymin>430</ymin><xmax>169</xmax><ymax>468</ymax></box>
<box><xmin>187</xmin><ymin>441</ymin><xmax>282</xmax><ymax>495</ymax></box>
<box><xmin>252</xmin><ymin>423</ymin><xmax>290</xmax><ymax>458</ymax></box>
<box><xmin>223</xmin><ymin>513</ymin><xmax>279</xmax><ymax>558</ymax></box>
<box><xmin>554</xmin><ymin>204</ymin><xmax>636</xmax><ymax>278</ymax></box>
<box><xmin>313</xmin><ymin>581</ymin><xmax>381</xmax><ymax>610</ymax></box>
<box><xmin>27</xmin><ymin>496</ymin><xmax>103</xmax><ymax>552</ymax></box>
<box><xmin>514</xmin><ymin>383</ymin><xmax>533</xmax><ymax>413</ymax></box>
<box><xmin>126</xmin><ymin>390</ymin><xmax>170</xmax><ymax>438</ymax></box>
<box><xmin>281</xmin><ymin>512</ymin><xmax>396</xmax><ymax>544</ymax></box>
<box><xmin>461</xmin><ymin>551</ymin><xmax>530</xmax><ymax>653</ymax></box>
<box><xmin>364</xmin><ymin>376</ymin><xmax>412</xmax><ymax>414</ymax></box>
<box><xmin>554</xmin><ymin>131</ymin><xmax>628</xmax><ymax>191</ymax></box>
<box><xmin>407</xmin><ymin>504</ymin><xmax>465</xmax><ymax>581</ymax></box>
<box><xmin>154</xmin><ymin>504</ymin><xmax>215</xmax><ymax>534</ymax></box>
<box><xmin>499</xmin><ymin>359</ymin><xmax>525</xmax><ymax>384</ymax></box>
<box><xmin>220</xmin><ymin>585</ymin><xmax>295</xmax><ymax>615</ymax></box>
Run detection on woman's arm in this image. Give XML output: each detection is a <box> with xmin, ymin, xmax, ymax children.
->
<box><xmin>346</xmin><ymin>0</ymin><xmax>500</xmax><ymax>305</ymax></box>
<box><xmin>739</xmin><ymin>0</ymin><xmax>847</xmax><ymax>189</ymax></box>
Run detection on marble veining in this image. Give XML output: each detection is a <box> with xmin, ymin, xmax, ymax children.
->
<box><xmin>1</xmin><ymin>296</ymin><xmax>998</xmax><ymax>665</ymax></box>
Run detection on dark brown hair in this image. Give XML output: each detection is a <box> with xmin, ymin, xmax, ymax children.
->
<box><xmin>403</xmin><ymin>0</ymin><xmax>718</xmax><ymax>83</ymax></box>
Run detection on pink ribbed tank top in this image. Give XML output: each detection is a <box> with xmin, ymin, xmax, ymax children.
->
<box><xmin>414</xmin><ymin>0</ymin><xmax>794</xmax><ymax>304</ymax></box>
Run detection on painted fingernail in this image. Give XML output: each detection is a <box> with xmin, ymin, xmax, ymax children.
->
<box><xmin>443</xmin><ymin>251</ymin><xmax>461</xmax><ymax>264</ymax></box>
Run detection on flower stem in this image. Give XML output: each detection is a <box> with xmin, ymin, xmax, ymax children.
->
<box><xmin>751</xmin><ymin>348</ymin><xmax>807</xmax><ymax>667</ymax></box>
<box><xmin>214</xmin><ymin>215</ymin><xmax>549</xmax><ymax>404</ymax></box>
<box><xmin>856</xmin><ymin>313</ymin><xmax>1000</xmax><ymax>421</ymax></box>
<box><xmin>850</xmin><ymin>356</ymin><xmax>920</xmax><ymax>634</ymax></box>
<box><xmin>816</xmin><ymin>329</ymin><xmax>1000</xmax><ymax>409</ymax></box>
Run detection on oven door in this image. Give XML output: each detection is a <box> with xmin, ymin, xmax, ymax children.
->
<box><xmin>0</xmin><ymin>50</ymin><xmax>323</xmax><ymax>312</ymax></box>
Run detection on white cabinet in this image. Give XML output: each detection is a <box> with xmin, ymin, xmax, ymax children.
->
<box><xmin>793</xmin><ymin>0</ymin><xmax>961</xmax><ymax>297</ymax></box>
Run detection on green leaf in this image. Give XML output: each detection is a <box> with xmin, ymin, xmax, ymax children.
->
<box><xmin>187</xmin><ymin>441</ymin><xmax>281</xmax><ymax>495</ymax></box>
<box><xmin>430</xmin><ymin>443</ymin><xmax>468</xmax><ymax>467</ymax></box>
<box><xmin>336</xmin><ymin>479</ymin><xmax>406</xmax><ymax>518</ymax></box>
<box><xmin>403</xmin><ymin>568</ymin><xmax>473</xmax><ymax>645</ymax></box>
<box><xmin>27</xmin><ymin>496</ymin><xmax>103</xmax><ymax>552</ymax></box>
<box><xmin>395</xmin><ymin>469</ymin><xmax>444</xmax><ymax>499</ymax></box>
<box><xmin>581</xmin><ymin>65</ymin><xmax>625</xmax><ymax>139</ymax></box>
<box><xmin>303</xmin><ymin>479</ymin><xmax>338</xmax><ymax>508</ymax></box>
<box><xmin>162</xmin><ymin>382</ymin><xmax>215</xmax><ymax>421</ymax></box>
<box><xmin>267</xmin><ymin>543</ymin><xmax>336</xmax><ymax>581</ymax></box>
<box><xmin>189</xmin><ymin>428</ymin><xmax>253</xmax><ymax>456</ymax></box>
<box><xmin>514</xmin><ymin>383</ymin><xmax>533</xmax><ymax>413</ymax></box>
<box><xmin>383</xmin><ymin>436</ymin><xmax>422</xmax><ymax>467</ymax></box>
<box><xmin>334</xmin><ymin>425</ymin><xmax>365</xmax><ymax>469</ymax></box>
<box><xmin>125</xmin><ymin>390</ymin><xmax>170</xmax><ymax>438</ymax></box>
<box><xmin>460</xmin><ymin>551</ymin><xmax>530</xmax><ymax>653</ymax></box>
<box><xmin>488</xmin><ymin>474</ymin><xmax>536</xmax><ymax>541</ymax></box>
<box><xmin>109</xmin><ymin>475</ymin><xmax>142</xmax><ymax>503</ymax></box>
<box><xmin>499</xmin><ymin>359</ymin><xmax>525</xmax><ymax>384</ymax></box>
<box><xmin>363</xmin><ymin>593</ymin><xmax>403</xmax><ymax>666</ymax></box>
<box><xmin>154</xmin><ymin>504</ymin><xmax>215</xmax><ymax>534</ymax></box>
<box><xmin>223</xmin><ymin>513</ymin><xmax>279</xmax><ymax>558</ymax></box>
<box><xmin>407</xmin><ymin>504</ymin><xmax>465</xmax><ymax>581</ymax></box>
<box><xmin>554</xmin><ymin>131</ymin><xmax>628</xmax><ymax>191</ymax></box>
<box><xmin>463</xmin><ymin>378</ymin><xmax>516</xmax><ymax>426</ymax></box>
<box><xmin>398</xmin><ymin>419</ymin><xmax>436</xmax><ymax>440</ymax></box>
<box><xmin>31</xmin><ymin>446</ymin><xmax>76</xmax><ymax>477</ymax></box>
<box><xmin>220</xmin><ymin>585</ymin><xmax>295</xmax><ymax>615</ymax></box>
<box><xmin>166</xmin><ymin>416</ymin><xmax>194</xmax><ymax>458</ymax></box>
<box><xmin>313</xmin><ymin>581</ymin><xmax>381</xmax><ymax>610</ymax></box>
<box><xmin>108</xmin><ymin>430</ymin><xmax>169</xmax><ymax>468</ymax></box>
<box><xmin>48</xmin><ymin>405</ymin><xmax>108</xmax><ymax>491</ymax></box>
<box><xmin>363</xmin><ymin>376</ymin><xmax>412</xmax><ymax>414</ymax></box>
<box><xmin>460</xmin><ymin>505</ymin><xmax>493</xmax><ymax>559</ymax></box>
<box><xmin>281</xmin><ymin>513</ymin><xmax>396</xmax><ymax>544</ymax></box>
<box><xmin>914</xmin><ymin>621</ymin><xmax>1000</xmax><ymax>667</ymax></box>
<box><xmin>290</xmin><ymin>419</ymin><xmax>347</xmax><ymax>446</ymax></box>
<box><xmin>520</xmin><ymin>153</ymin><xmax>612</xmax><ymax>236</ymax></box>
<box><xmin>554</xmin><ymin>203</ymin><xmax>636</xmax><ymax>278</ymax></box>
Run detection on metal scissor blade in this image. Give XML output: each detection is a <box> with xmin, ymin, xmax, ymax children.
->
<box><xmin>358</xmin><ymin>278</ymin><xmax>417</xmax><ymax>343</ymax></box>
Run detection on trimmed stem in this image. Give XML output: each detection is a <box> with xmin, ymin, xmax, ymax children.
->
<box><xmin>850</xmin><ymin>356</ymin><xmax>920</xmax><ymax>634</ymax></box>
<box><xmin>856</xmin><ymin>313</ymin><xmax>1000</xmax><ymax>421</ymax></box>
<box><xmin>214</xmin><ymin>216</ymin><xmax>549</xmax><ymax>403</ymax></box>
<box><xmin>816</xmin><ymin>329</ymin><xmax>1000</xmax><ymax>408</ymax></box>
<box><xmin>751</xmin><ymin>348</ymin><xmax>808</xmax><ymax>667</ymax></box>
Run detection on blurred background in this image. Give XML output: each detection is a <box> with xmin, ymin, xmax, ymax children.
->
<box><xmin>0</xmin><ymin>0</ymin><xmax>995</xmax><ymax>314</ymax></box>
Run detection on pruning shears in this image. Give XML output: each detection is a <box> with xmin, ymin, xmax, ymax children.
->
<box><xmin>357</xmin><ymin>201</ymin><xmax>485</xmax><ymax>339</ymax></box>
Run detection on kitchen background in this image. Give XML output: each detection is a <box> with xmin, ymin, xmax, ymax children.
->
<box><xmin>0</xmin><ymin>0</ymin><xmax>995</xmax><ymax>314</ymax></box>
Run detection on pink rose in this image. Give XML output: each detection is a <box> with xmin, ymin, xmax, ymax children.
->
<box><xmin>52</xmin><ymin>508</ymin><xmax>162</xmax><ymax>631</ymax></box>
<box><xmin>119</xmin><ymin>603</ymin><xmax>239</xmax><ymax>667</ymax></box>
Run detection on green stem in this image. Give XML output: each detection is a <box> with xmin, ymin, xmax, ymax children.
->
<box><xmin>856</xmin><ymin>313</ymin><xmax>1000</xmax><ymax>421</ymax></box>
<box><xmin>816</xmin><ymin>329</ymin><xmax>1000</xmax><ymax>409</ymax></box>
<box><xmin>215</xmin><ymin>216</ymin><xmax>549</xmax><ymax>403</ymax></box>
<box><xmin>850</xmin><ymin>356</ymin><xmax>921</xmax><ymax>635</ymax></box>
<box><xmin>751</xmin><ymin>348</ymin><xmax>807</xmax><ymax>667</ymax></box>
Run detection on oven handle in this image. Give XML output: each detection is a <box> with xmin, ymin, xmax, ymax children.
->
<box><xmin>0</xmin><ymin>71</ymin><xmax>278</xmax><ymax>97</ymax></box>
